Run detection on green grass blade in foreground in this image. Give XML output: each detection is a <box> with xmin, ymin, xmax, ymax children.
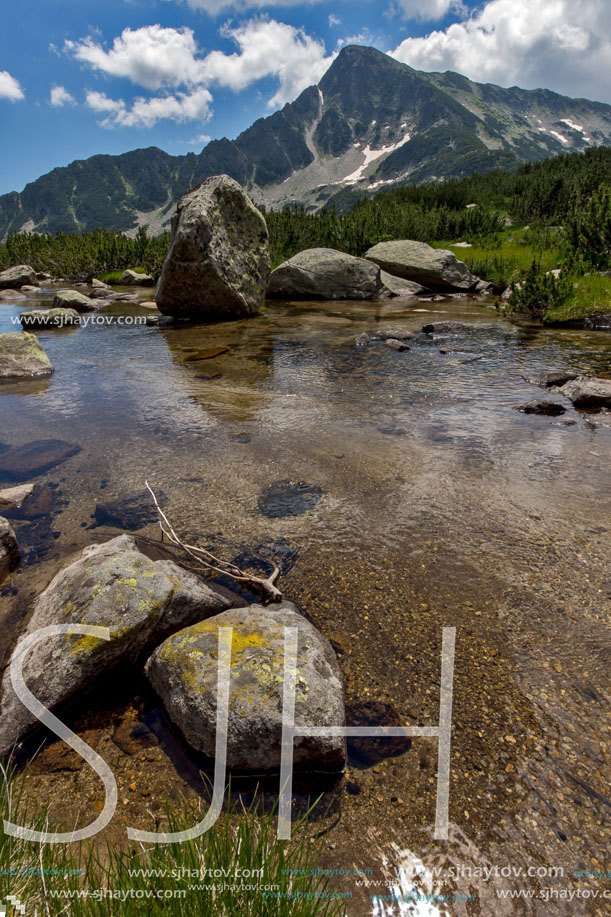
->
<box><xmin>1</xmin><ymin>763</ymin><xmax>346</xmax><ymax>916</ymax></box>
<box><xmin>0</xmin><ymin>757</ymin><xmax>77</xmax><ymax>910</ymax></box>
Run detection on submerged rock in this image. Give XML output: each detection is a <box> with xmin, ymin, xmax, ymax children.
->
<box><xmin>355</xmin><ymin>327</ymin><xmax>415</xmax><ymax>346</ymax></box>
<box><xmin>365</xmin><ymin>241</ymin><xmax>479</xmax><ymax>292</ymax></box>
<box><xmin>0</xmin><ymin>332</ymin><xmax>54</xmax><ymax>381</ymax></box>
<box><xmin>384</xmin><ymin>338</ymin><xmax>409</xmax><ymax>351</ymax></box>
<box><xmin>345</xmin><ymin>700</ymin><xmax>411</xmax><ymax>765</ymax></box>
<box><xmin>0</xmin><ymin>516</ymin><xmax>19</xmax><ymax>584</ymax></box>
<box><xmin>145</xmin><ymin>602</ymin><xmax>346</xmax><ymax>771</ymax></box>
<box><xmin>0</xmin><ymin>265</ymin><xmax>37</xmax><ymax>290</ymax></box>
<box><xmin>0</xmin><ymin>439</ymin><xmax>81</xmax><ymax>482</ymax></box>
<box><xmin>93</xmin><ymin>490</ymin><xmax>160</xmax><ymax>531</ymax></box>
<box><xmin>422</xmin><ymin>321</ymin><xmax>469</xmax><ymax>334</ymax></box>
<box><xmin>0</xmin><ymin>534</ymin><xmax>231</xmax><ymax>756</ymax></box>
<box><xmin>267</xmin><ymin>248</ymin><xmax>388</xmax><ymax>301</ymax></box>
<box><xmin>517</xmin><ymin>400</ymin><xmax>566</xmax><ymax>416</ymax></box>
<box><xmin>52</xmin><ymin>290</ymin><xmax>96</xmax><ymax>313</ymax></box>
<box><xmin>156</xmin><ymin>174</ymin><xmax>270</xmax><ymax>321</ymax></box>
<box><xmin>558</xmin><ymin>376</ymin><xmax>611</xmax><ymax>409</ymax></box>
<box><xmin>258</xmin><ymin>481</ymin><xmax>322</xmax><ymax>518</ymax></box>
<box><xmin>20</xmin><ymin>308</ymin><xmax>80</xmax><ymax>329</ymax></box>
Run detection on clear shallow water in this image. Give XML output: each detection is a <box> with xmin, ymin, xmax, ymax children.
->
<box><xmin>1</xmin><ymin>289</ymin><xmax>610</xmax><ymax>913</ymax></box>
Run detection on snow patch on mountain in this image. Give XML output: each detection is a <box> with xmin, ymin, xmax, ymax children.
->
<box><xmin>342</xmin><ymin>131</ymin><xmax>412</xmax><ymax>184</ymax></box>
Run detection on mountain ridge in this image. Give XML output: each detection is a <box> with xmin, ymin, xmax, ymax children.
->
<box><xmin>2</xmin><ymin>45</ymin><xmax>611</xmax><ymax>239</ymax></box>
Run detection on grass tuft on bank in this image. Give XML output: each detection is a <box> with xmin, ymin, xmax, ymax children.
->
<box><xmin>544</xmin><ymin>272</ymin><xmax>611</xmax><ymax>323</ymax></box>
<box><xmin>1</xmin><ymin>760</ymin><xmax>345</xmax><ymax>916</ymax></box>
<box><xmin>435</xmin><ymin>226</ymin><xmax>566</xmax><ymax>287</ymax></box>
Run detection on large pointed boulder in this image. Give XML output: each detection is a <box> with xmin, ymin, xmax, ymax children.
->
<box><xmin>156</xmin><ymin>175</ymin><xmax>270</xmax><ymax>321</ymax></box>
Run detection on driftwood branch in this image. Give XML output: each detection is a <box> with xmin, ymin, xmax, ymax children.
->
<box><xmin>145</xmin><ymin>481</ymin><xmax>283</xmax><ymax>604</ymax></box>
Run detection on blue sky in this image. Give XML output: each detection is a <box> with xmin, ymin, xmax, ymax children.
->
<box><xmin>1</xmin><ymin>0</ymin><xmax>611</xmax><ymax>195</ymax></box>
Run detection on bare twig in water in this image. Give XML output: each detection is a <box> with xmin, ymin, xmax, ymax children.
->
<box><xmin>145</xmin><ymin>481</ymin><xmax>283</xmax><ymax>604</ymax></box>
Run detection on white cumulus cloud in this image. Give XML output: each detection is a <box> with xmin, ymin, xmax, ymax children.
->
<box><xmin>391</xmin><ymin>0</ymin><xmax>611</xmax><ymax>103</ymax></box>
<box><xmin>50</xmin><ymin>85</ymin><xmax>76</xmax><ymax>107</ymax></box>
<box><xmin>392</xmin><ymin>0</ymin><xmax>464</xmax><ymax>20</ymax></box>
<box><xmin>0</xmin><ymin>70</ymin><xmax>25</xmax><ymax>101</ymax></box>
<box><xmin>85</xmin><ymin>87</ymin><xmax>213</xmax><ymax>128</ymax></box>
<box><xmin>67</xmin><ymin>19</ymin><xmax>335</xmax><ymax>118</ymax></box>
<box><xmin>66</xmin><ymin>25</ymin><xmax>207</xmax><ymax>90</ymax></box>
<box><xmin>201</xmin><ymin>19</ymin><xmax>336</xmax><ymax>107</ymax></box>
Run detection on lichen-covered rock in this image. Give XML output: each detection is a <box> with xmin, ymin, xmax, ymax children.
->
<box><xmin>52</xmin><ymin>290</ymin><xmax>96</xmax><ymax>313</ymax></box>
<box><xmin>156</xmin><ymin>174</ymin><xmax>270</xmax><ymax>320</ymax></box>
<box><xmin>366</xmin><ymin>240</ymin><xmax>479</xmax><ymax>292</ymax></box>
<box><xmin>20</xmin><ymin>308</ymin><xmax>80</xmax><ymax>329</ymax></box>
<box><xmin>146</xmin><ymin>602</ymin><xmax>346</xmax><ymax>771</ymax></box>
<box><xmin>0</xmin><ymin>516</ymin><xmax>19</xmax><ymax>584</ymax></box>
<box><xmin>558</xmin><ymin>376</ymin><xmax>611</xmax><ymax>409</ymax></box>
<box><xmin>0</xmin><ymin>265</ymin><xmax>37</xmax><ymax>290</ymax></box>
<box><xmin>120</xmin><ymin>270</ymin><xmax>154</xmax><ymax>286</ymax></box>
<box><xmin>0</xmin><ymin>534</ymin><xmax>231</xmax><ymax>756</ymax></box>
<box><xmin>0</xmin><ymin>332</ymin><xmax>54</xmax><ymax>381</ymax></box>
<box><xmin>267</xmin><ymin>248</ymin><xmax>388</xmax><ymax>301</ymax></box>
